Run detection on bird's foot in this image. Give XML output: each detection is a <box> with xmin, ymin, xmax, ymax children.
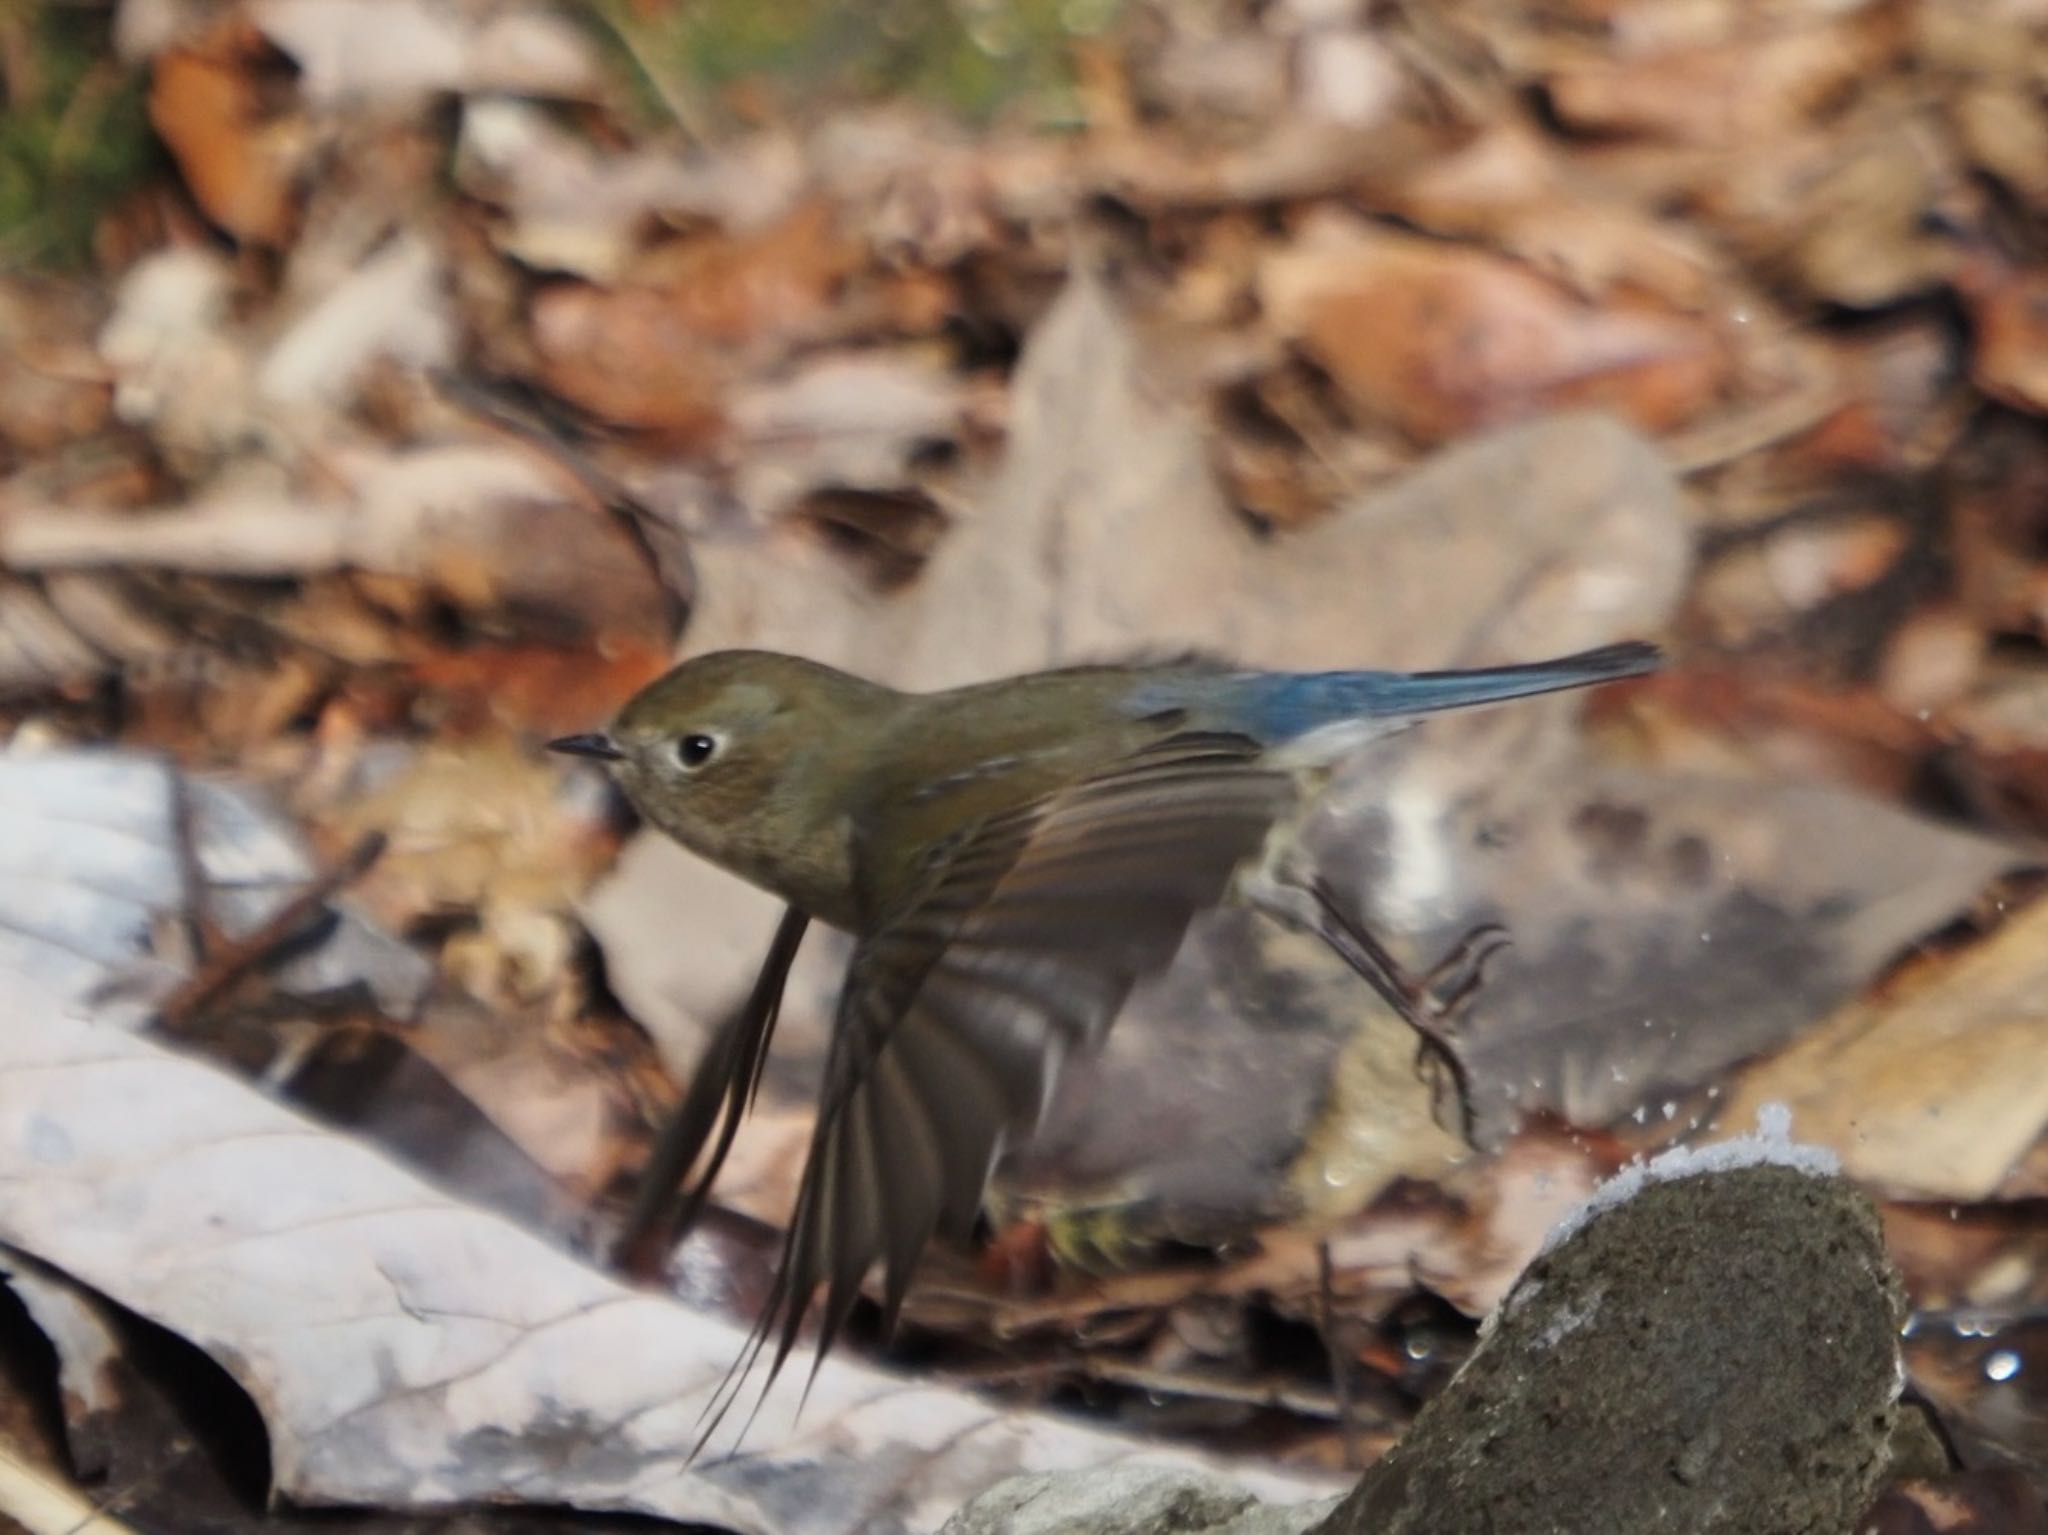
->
<box><xmin>1247</xmin><ymin>872</ymin><xmax>1500</xmax><ymax>1144</ymax></box>
<box><xmin>1414</xmin><ymin>920</ymin><xmax>1511</xmax><ymax>1021</ymax></box>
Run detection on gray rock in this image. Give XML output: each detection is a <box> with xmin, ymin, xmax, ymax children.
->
<box><xmin>1315</xmin><ymin>1158</ymin><xmax>1906</xmax><ymax>1535</ymax></box>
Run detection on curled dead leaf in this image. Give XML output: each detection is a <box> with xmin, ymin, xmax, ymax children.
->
<box><xmin>1717</xmin><ymin>895</ymin><xmax>2048</xmax><ymax>1202</ymax></box>
<box><xmin>1960</xmin><ymin>259</ymin><xmax>2048</xmax><ymax>417</ymax></box>
<box><xmin>147</xmin><ymin>21</ymin><xmax>303</xmax><ymax>246</ymax></box>
<box><xmin>1260</xmin><ymin>223</ymin><xmax>1732</xmax><ymax>441</ymax></box>
<box><xmin>527</xmin><ymin>204</ymin><xmax>861</xmax><ymax>436</ymax></box>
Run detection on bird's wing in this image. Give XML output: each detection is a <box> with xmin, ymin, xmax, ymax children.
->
<box><xmin>715</xmin><ymin>731</ymin><xmax>1296</xmax><ymax>1421</ymax></box>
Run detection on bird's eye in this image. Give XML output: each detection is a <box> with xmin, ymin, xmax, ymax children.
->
<box><xmin>676</xmin><ymin>733</ymin><xmax>720</xmax><ymax>770</ymax></box>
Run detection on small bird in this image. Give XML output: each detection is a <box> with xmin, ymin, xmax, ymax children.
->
<box><xmin>549</xmin><ymin>640</ymin><xmax>1659</xmax><ymax>1420</ymax></box>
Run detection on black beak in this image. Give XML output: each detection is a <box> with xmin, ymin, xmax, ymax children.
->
<box><xmin>547</xmin><ymin>732</ymin><xmax>625</xmax><ymax>762</ymax></box>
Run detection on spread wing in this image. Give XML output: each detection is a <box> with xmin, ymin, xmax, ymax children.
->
<box><xmin>707</xmin><ymin>731</ymin><xmax>1296</xmax><ymax>1432</ymax></box>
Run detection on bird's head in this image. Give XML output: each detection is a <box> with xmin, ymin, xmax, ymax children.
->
<box><xmin>548</xmin><ymin>650</ymin><xmax>885</xmax><ymax>880</ymax></box>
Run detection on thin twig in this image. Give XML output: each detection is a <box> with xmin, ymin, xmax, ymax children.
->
<box><xmin>165</xmin><ymin>764</ymin><xmax>227</xmax><ymax>964</ymax></box>
<box><xmin>154</xmin><ymin>832</ymin><xmax>388</xmax><ymax>1036</ymax></box>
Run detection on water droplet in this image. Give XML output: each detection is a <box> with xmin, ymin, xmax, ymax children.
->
<box><xmin>1985</xmin><ymin>1350</ymin><xmax>2022</xmax><ymax>1383</ymax></box>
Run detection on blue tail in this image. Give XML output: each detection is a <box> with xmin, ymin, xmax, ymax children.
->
<box><xmin>1227</xmin><ymin>640</ymin><xmax>1661</xmax><ymax>743</ymax></box>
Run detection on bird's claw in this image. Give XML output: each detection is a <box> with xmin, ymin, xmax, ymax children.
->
<box><xmin>1414</xmin><ymin>922</ymin><xmax>1511</xmax><ymax>1021</ymax></box>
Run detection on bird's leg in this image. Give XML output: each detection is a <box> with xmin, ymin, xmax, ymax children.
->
<box><xmin>1335</xmin><ymin>885</ymin><xmax>1509</xmax><ymax>1023</ymax></box>
<box><xmin>1244</xmin><ymin>871</ymin><xmax>1503</xmax><ymax>1141</ymax></box>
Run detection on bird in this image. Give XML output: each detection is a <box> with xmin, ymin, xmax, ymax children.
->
<box><xmin>548</xmin><ymin>639</ymin><xmax>1660</xmax><ymax>1427</ymax></box>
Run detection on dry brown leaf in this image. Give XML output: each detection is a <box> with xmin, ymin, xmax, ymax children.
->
<box><xmin>1542</xmin><ymin>23</ymin><xmax>1882</xmax><ymax>146</ymax></box>
<box><xmin>1691</xmin><ymin>512</ymin><xmax>1910</xmax><ymax>644</ymax></box>
<box><xmin>1695</xmin><ymin>122</ymin><xmax>1965</xmax><ymax>308</ymax></box>
<box><xmin>456</xmin><ymin>100</ymin><xmax>806</xmax><ymax>281</ymax></box>
<box><xmin>147</xmin><ymin>23</ymin><xmax>302</xmax><ymax>246</ymax></box>
<box><xmin>1374</xmin><ymin>126</ymin><xmax>1723</xmax><ymax>308</ymax></box>
<box><xmin>0</xmin><ymin>284</ymin><xmax>112</xmax><ymax>457</ymax></box>
<box><xmin>528</xmin><ymin>203</ymin><xmax>862</xmax><ymax>430</ymax></box>
<box><xmin>528</xmin><ymin>281</ymin><xmax>728</xmax><ymax>438</ymax></box>
<box><xmin>1961</xmin><ymin>259</ymin><xmax>2048</xmax><ymax>417</ymax></box>
<box><xmin>1259</xmin><ymin>221</ymin><xmax>1731</xmax><ymax>442</ymax></box>
<box><xmin>1953</xmin><ymin>81</ymin><xmax>2048</xmax><ymax>212</ymax></box>
<box><xmin>1717</xmin><ymin>897</ymin><xmax>2048</xmax><ymax>1201</ymax></box>
<box><xmin>319</xmin><ymin>737</ymin><xmax>614</xmax><ymax>1008</ymax></box>
<box><xmin>1864</xmin><ymin>1471</ymin><xmax>2048</xmax><ymax>1535</ymax></box>
<box><xmin>1878</xmin><ymin>606</ymin><xmax>1987</xmax><ymax>714</ymax></box>
<box><xmin>402</xmin><ymin>643</ymin><xmax>675</xmax><ymax>737</ymax></box>
<box><xmin>1320</xmin><ymin>1133</ymin><xmax>1606</xmax><ymax>1317</ymax></box>
<box><xmin>2</xmin><ymin>442</ymin><xmax>671</xmax><ymax>647</ymax></box>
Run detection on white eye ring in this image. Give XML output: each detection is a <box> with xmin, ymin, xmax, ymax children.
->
<box><xmin>675</xmin><ymin>732</ymin><xmax>722</xmax><ymax>771</ymax></box>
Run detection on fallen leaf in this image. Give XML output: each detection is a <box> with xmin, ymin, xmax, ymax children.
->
<box><xmin>456</xmin><ymin>100</ymin><xmax>806</xmax><ymax>281</ymax></box>
<box><xmin>0</xmin><ymin>282</ymin><xmax>113</xmax><ymax>458</ymax></box>
<box><xmin>1960</xmin><ymin>258</ymin><xmax>2048</xmax><ymax>417</ymax></box>
<box><xmin>2</xmin><ymin>443</ymin><xmax>674</xmax><ymax>647</ymax></box>
<box><xmin>1329</xmin><ymin>762</ymin><xmax>2027</xmax><ymax>1144</ymax></box>
<box><xmin>1259</xmin><ymin>219</ymin><xmax>1732</xmax><ymax>441</ymax></box>
<box><xmin>1954</xmin><ymin>82</ymin><xmax>2048</xmax><ymax>212</ymax></box>
<box><xmin>147</xmin><ymin>20</ymin><xmax>302</xmax><ymax>246</ymax></box>
<box><xmin>0</xmin><ymin>582</ymin><xmax>117</xmax><ymax>698</ymax></box>
<box><xmin>529</xmin><ymin>204</ymin><xmax>861</xmax><ymax>437</ymax></box>
<box><xmin>255</xmin><ymin>230</ymin><xmax>455</xmax><ymax>408</ymax></box>
<box><xmin>1320</xmin><ymin>1132</ymin><xmax>1605</xmax><ymax>1316</ymax></box>
<box><xmin>0</xmin><ymin>1252</ymin><xmax>127</xmax><ymax>1481</ymax></box>
<box><xmin>528</xmin><ymin>282</ymin><xmax>727</xmax><ymax>438</ymax></box>
<box><xmin>1695</xmin><ymin>121</ymin><xmax>1965</xmax><ymax>309</ymax></box>
<box><xmin>728</xmin><ymin>348</ymin><xmax>967</xmax><ymax>522</ymax></box>
<box><xmin>402</xmin><ymin>643</ymin><xmax>674</xmax><ymax>737</ymax></box>
<box><xmin>320</xmin><ymin>736</ymin><xmax>613</xmax><ymax>1009</ymax></box>
<box><xmin>1541</xmin><ymin>23</ymin><xmax>1881</xmax><ymax>146</ymax></box>
<box><xmin>1716</xmin><ymin>895</ymin><xmax>2048</xmax><ymax>1201</ymax></box>
<box><xmin>252</xmin><ymin>0</ymin><xmax>600</xmax><ymax>106</ymax></box>
<box><xmin>0</xmin><ymin>994</ymin><xmax>1340</xmax><ymax>1534</ymax></box>
<box><xmin>0</xmin><ymin>748</ymin><xmax>430</xmax><ymax>1020</ymax></box>
<box><xmin>94</xmin><ymin>246</ymin><xmax>254</xmax><ymax>466</ymax></box>
<box><xmin>1863</xmin><ymin>1470</ymin><xmax>2048</xmax><ymax>1535</ymax></box>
